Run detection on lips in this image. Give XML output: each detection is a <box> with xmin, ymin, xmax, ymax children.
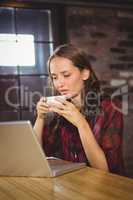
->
<box><xmin>59</xmin><ymin>90</ymin><xmax>68</xmax><ymax>95</ymax></box>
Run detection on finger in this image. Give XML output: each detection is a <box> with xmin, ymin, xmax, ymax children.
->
<box><xmin>55</xmin><ymin>97</ymin><xmax>73</xmax><ymax>107</ymax></box>
<box><xmin>38</xmin><ymin>105</ymin><xmax>49</xmax><ymax>111</ymax></box>
<box><xmin>37</xmin><ymin>106</ymin><xmax>50</xmax><ymax>116</ymax></box>
<box><xmin>36</xmin><ymin>103</ymin><xmax>49</xmax><ymax>113</ymax></box>
<box><xmin>40</xmin><ymin>96</ymin><xmax>47</xmax><ymax>102</ymax></box>
<box><xmin>37</xmin><ymin>99</ymin><xmax>49</xmax><ymax>108</ymax></box>
<box><xmin>49</xmin><ymin>106</ymin><xmax>67</xmax><ymax>115</ymax></box>
<box><xmin>51</xmin><ymin>102</ymin><xmax>66</xmax><ymax>110</ymax></box>
<box><xmin>54</xmin><ymin>97</ymin><xmax>65</xmax><ymax>105</ymax></box>
<box><xmin>40</xmin><ymin>97</ymin><xmax>44</xmax><ymax>102</ymax></box>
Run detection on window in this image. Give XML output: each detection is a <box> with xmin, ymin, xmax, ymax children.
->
<box><xmin>0</xmin><ymin>34</ymin><xmax>35</xmax><ymax>67</ymax></box>
<box><xmin>0</xmin><ymin>5</ymin><xmax>56</xmax><ymax>123</ymax></box>
<box><xmin>0</xmin><ymin>7</ymin><xmax>53</xmax><ymax>75</ymax></box>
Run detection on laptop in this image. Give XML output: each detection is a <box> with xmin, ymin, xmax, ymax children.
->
<box><xmin>0</xmin><ymin>121</ymin><xmax>86</xmax><ymax>177</ymax></box>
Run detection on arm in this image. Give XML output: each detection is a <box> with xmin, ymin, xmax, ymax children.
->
<box><xmin>99</xmin><ymin>104</ymin><xmax>124</xmax><ymax>174</ymax></box>
<box><xmin>34</xmin><ymin>117</ymin><xmax>45</xmax><ymax>146</ymax></box>
<box><xmin>33</xmin><ymin>97</ymin><xmax>50</xmax><ymax>146</ymax></box>
<box><xmin>77</xmin><ymin>117</ymin><xmax>109</xmax><ymax>171</ymax></box>
<box><xmin>49</xmin><ymin>99</ymin><xmax>109</xmax><ymax>171</ymax></box>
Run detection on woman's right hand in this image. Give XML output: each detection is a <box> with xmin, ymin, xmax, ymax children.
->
<box><xmin>36</xmin><ymin>97</ymin><xmax>50</xmax><ymax>119</ymax></box>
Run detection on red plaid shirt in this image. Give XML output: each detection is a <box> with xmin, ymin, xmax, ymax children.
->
<box><xmin>42</xmin><ymin>99</ymin><xmax>124</xmax><ymax>175</ymax></box>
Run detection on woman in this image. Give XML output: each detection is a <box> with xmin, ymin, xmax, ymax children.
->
<box><xmin>34</xmin><ymin>44</ymin><xmax>124</xmax><ymax>175</ymax></box>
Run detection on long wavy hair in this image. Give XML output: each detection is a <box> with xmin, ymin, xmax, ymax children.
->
<box><xmin>44</xmin><ymin>44</ymin><xmax>101</xmax><ymax>157</ymax></box>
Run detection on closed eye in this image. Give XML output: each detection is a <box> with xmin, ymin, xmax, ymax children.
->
<box><xmin>64</xmin><ymin>74</ymin><xmax>70</xmax><ymax>77</ymax></box>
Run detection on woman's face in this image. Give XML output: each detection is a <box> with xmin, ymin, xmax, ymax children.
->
<box><xmin>49</xmin><ymin>56</ymin><xmax>90</xmax><ymax>98</ymax></box>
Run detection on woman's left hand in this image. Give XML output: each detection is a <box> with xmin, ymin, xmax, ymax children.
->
<box><xmin>49</xmin><ymin>98</ymin><xmax>85</xmax><ymax>127</ymax></box>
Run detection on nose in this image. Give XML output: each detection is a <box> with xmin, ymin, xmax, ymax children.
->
<box><xmin>56</xmin><ymin>77</ymin><xmax>65</xmax><ymax>89</ymax></box>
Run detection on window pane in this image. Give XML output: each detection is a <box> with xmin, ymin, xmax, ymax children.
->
<box><xmin>0</xmin><ymin>34</ymin><xmax>35</xmax><ymax>67</ymax></box>
<box><xmin>20</xmin><ymin>75</ymin><xmax>51</xmax><ymax>110</ymax></box>
<box><xmin>0</xmin><ymin>75</ymin><xmax>19</xmax><ymax>110</ymax></box>
<box><xmin>0</xmin><ymin>66</ymin><xmax>17</xmax><ymax>75</ymax></box>
<box><xmin>0</xmin><ymin>7</ymin><xmax>15</xmax><ymax>33</ymax></box>
<box><xmin>19</xmin><ymin>42</ymin><xmax>53</xmax><ymax>75</ymax></box>
<box><xmin>16</xmin><ymin>34</ymin><xmax>35</xmax><ymax>66</ymax></box>
<box><xmin>16</xmin><ymin>8</ymin><xmax>53</xmax><ymax>42</ymax></box>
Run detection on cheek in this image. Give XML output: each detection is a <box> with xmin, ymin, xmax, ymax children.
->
<box><xmin>72</xmin><ymin>75</ymin><xmax>83</xmax><ymax>84</ymax></box>
<box><xmin>69</xmin><ymin>76</ymin><xmax>84</xmax><ymax>88</ymax></box>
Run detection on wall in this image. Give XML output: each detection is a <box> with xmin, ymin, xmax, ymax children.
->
<box><xmin>65</xmin><ymin>6</ymin><xmax>133</xmax><ymax>178</ymax></box>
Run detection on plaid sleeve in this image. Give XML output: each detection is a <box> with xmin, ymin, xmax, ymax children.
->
<box><xmin>42</xmin><ymin>125</ymin><xmax>56</xmax><ymax>156</ymax></box>
<box><xmin>94</xmin><ymin>99</ymin><xmax>124</xmax><ymax>175</ymax></box>
<box><xmin>41</xmin><ymin>113</ymin><xmax>58</xmax><ymax>157</ymax></box>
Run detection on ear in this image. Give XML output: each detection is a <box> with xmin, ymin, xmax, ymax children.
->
<box><xmin>82</xmin><ymin>69</ymin><xmax>90</xmax><ymax>80</ymax></box>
